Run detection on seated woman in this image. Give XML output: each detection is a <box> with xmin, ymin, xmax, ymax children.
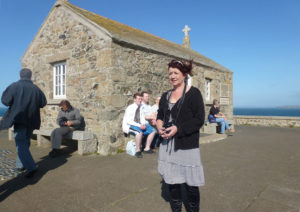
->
<box><xmin>49</xmin><ymin>100</ymin><xmax>85</xmax><ymax>158</ymax></box>
<box><xmin>209</xmin><ymin>99</ymin><xmax>233</xmax><ymax>134</ymax></box>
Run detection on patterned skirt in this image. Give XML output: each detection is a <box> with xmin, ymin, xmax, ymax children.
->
<box><xmin>158</xmin><ymin>138</ymin><xmax>205</xmax><ymax>186</ymax></box>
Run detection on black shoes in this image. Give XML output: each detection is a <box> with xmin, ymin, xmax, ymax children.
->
<box><xmin>25</xmin><ymin>169</ymin><xmax>37</xmax><ymax>178</ymax></box>
<box><xmin>135</xmin><ymin>149</ymin><xmax>155</xmax><ymax>158</ymax></box>
<box><xmin>16</xmin><ymin>168</ymin><xmax>26</xmax><ymax>172</ymax></box>
<box><xmin>135</xmin><ymin>151</ymin><xmax>143</xmax><ymax>158</ymax></box>
<box><xmin>143</xmin><ymin>149</ymin><xmax>154</xmax><ymax>154</ymax></box>
<box><xmin>49</xmin><ymin>149</ymin><xmax>59</xmax><ymax>158</ymax></box>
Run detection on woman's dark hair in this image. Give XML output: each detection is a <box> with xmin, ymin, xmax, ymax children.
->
<box><xmin>168</xmin><ymin>59</ymin><xmax>193</xmax><ymax>76</ymax></box>
<box><xmin>59</xmin><ymin>100</ymin><xmax>73</xmax><ymax>109</ymax></box>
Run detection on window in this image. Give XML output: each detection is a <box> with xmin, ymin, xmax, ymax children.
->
<box><xmin>53</xmin><ymin>62</ymin><xmax>66</xmax><ymax>99</ymax></box>
<box><xmin>205</xmin><ymin>79</ymin><xmax>211</xmax><ymax>101</ymax></box>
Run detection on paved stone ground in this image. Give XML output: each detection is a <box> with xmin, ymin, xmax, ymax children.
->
<box><xmin>0</xmin><ymin>126</ymin><xmax>299</xmax><ymax>212</ymax></box>
<box><xmin>0</xmin><ymin>133</ymin><xmax>219</xmax><ymax>183</ymax></box>
<box><xmin>0</xmin><ymin>149</ymin><xmax>20</xmax><ymax>180</ymax></box>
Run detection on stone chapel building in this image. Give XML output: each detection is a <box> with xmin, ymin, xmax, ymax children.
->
<box><xmin>21</xmin><ymin>0</ymin><xmax>233</xmax><ymax>155</ymax></box>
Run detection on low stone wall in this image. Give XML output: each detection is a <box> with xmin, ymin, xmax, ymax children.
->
<box><xmin>234</xmin><ymin>115</ymin><xmax>300</xmax><ymax>128</ymax></box>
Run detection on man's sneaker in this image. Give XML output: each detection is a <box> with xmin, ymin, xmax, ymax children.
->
<box><xmin>25</xmin><ymin>169</ymin><xmax>37</xmax><ymax>178</ymax></box>
<box><xmin>143</xmin><ymin>149</ymin><xmax>154</xmax><ymax>154</ymax></box>
<box><xmin>135</xmin><ymin>151</ymin><xmax>143</xmax><ymax>158</ymax></box>
<box><xmin>49</xmin><ymin>149</ymin><xmax>59</xmax><ymax>158</ymax></box>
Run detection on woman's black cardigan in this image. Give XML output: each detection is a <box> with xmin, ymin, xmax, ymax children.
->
<box><xmin>157</xmin><ymin>86</ymin><xmax>205</xmax><ymax>150</ymax></box>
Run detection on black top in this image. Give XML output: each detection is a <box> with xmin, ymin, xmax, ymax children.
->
<box><xmin>209</xmin><ymin>106</ymin><xmax>220</xmax><ymax>117</ymax></box>
<box><xmin>0</xmin><ymin>79</ymin><xmax>47</xmax><ymax>130</ymax></box>
<box><xmin>157</xmin><ymin>86</ymin><xmax>205</xmax><ymax>150</ymax></box>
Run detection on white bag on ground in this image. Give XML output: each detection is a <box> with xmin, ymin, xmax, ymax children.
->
<box><xmin>126</xmin><ymin>140</ymin><xmax>136</xmax><ymax>156</ymax></box>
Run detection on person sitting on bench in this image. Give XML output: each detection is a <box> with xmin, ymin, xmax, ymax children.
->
<box><xmin>209</xmin><ymin>99</ymin><xmax>233</xmax><ymax>134</ymax></box>
<box><xmin>49</xmin><ymin>100</ymin><xmax>85</xmax><ymax>158</ymax></box>
<box><xmin>122</xmin><ymin>93</ymin><xmax>156</xmax><ymax>158</ymax></box>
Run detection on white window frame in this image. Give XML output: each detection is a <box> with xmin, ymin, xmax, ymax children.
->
<box><xmin>53</xmin><ymin>62</ymin><xmax>66</xmax><ymax>99</ymax></box>
<box><xmin>205</xmin><ymin>78</ymin><xmax>211</xmax><ymax>102</ymax></box>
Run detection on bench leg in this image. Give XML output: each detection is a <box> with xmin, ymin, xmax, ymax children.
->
<box><xmin>37</xmin><ymin>135</ymin><xmax>51</xmax><ymax>147</ymax></box>
<box><xmin>78</xmin><ymin>139</ymin><xmax>97</xmax><ymax>155</ymax></box>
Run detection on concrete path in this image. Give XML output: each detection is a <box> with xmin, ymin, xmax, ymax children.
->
<box><xmin>0</xmin><ymin>126</ymin><xmax>299</xmax><ymax>212</ymax></box>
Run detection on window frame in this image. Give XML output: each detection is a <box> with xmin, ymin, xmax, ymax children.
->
<box><xmin>205</xmin><ymin>78</ymin><xmax>211</xmax><ymax>102</ymax></box>
<box><xmin>53</xmin><ymin>62</ymin><xmax>66</xmax><ymax>99</ymax></box>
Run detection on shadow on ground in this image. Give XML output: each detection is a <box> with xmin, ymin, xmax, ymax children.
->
<box><xmin>0</xmin><ymin>146</ymin><xmax>75</xmax><ymax>202</ymax></box>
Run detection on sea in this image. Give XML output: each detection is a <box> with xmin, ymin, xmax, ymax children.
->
<box><xmin>1</xmin><ymin>107</ymin><xmax>300</xmax><ymax>117</ymax></box>
<box><xmin>234</xmin><ymin>108</ymin><xmax>300</xmax><ymax>117</ymax></box>
<box><xmin>0</xmin><ymin>107</ymin><xmax>7</xmax><ymax>117</ymax></box>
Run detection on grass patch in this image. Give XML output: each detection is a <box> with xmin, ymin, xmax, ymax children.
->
<box><xmin>116</xmin><ymin>149</ymin><xmax>125</xmax><ymax>154</ymax></box>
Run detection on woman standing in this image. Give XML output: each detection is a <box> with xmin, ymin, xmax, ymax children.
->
<box><xmin>156</xmin><ymin>59</ymin><xmax>205</xmax><ymax>212</ymax></box>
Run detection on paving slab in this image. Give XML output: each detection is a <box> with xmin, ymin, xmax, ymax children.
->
<box><xmin>0</xmin><ymin>126</ymin><xmax>299</xmax><ymax>212</ymax></box>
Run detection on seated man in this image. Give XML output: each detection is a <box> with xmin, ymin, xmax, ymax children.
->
<box><xmin>122</xmin><ymin>93</ymin><xmax>156</xmax><ymax>158</ymax></box>
<box><xmin>49</xmin><ymin>100</ymin><xmax>85</xmax><ymax>158</ymax></box>
<box><xmin>141</xmin><ymin>91</ymin><xmax>158</xmax><ymax>148</ymax></box>
<box><xmin>141</xmin><ymin>91</ymin><xmax>153</xmax><ymax>124</ymax></box>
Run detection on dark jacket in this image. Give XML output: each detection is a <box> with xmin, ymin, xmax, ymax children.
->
<box><xmin>0</xmin><ymin>79</ymin><xmax>47</xmax><ymax>130</ymax></box>
<box><xmin>56</xmin><ymin>107</ymin><xmax>85</xmax><ymax>130</ymax></box>
<box><xmin>157</xmin><ymin>86</ymin><xmax>205</xmax><ymax>150</ymax></box>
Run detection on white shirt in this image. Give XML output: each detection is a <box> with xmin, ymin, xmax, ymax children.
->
<box><xmin>122</xmin><ymin>103</ymin><xmax>146</xmax><ymax>134</ymax></box>
<box><xmin>141</xmin><ymin>102</ymin><xmax>152</xmax><ymax>124</ymax></box>
<box><xmin>151</xmin><ymin>104</ymin><xmax>159</xmax><ymax>114</ymax></box>
<box><xmin>141</xmin><ymin>102</ymin><xmax>152</xmax><ymax>116</ymax></box>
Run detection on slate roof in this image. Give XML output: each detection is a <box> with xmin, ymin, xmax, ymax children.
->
<box><xmin>57</xmin><ymin>1</ymin><xmax>232</xmax><ymax>72</ymax></box>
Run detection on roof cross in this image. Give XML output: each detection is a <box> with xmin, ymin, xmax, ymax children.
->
<box><xmin>182</xmin><ymin>25</ymin><xmax>191</xmax><ymax>37</ymax></box>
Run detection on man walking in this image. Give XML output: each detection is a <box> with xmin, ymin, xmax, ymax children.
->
<box><xmin>0</xmin><ymin>68</ymin><xmax>47</xmax><ymax>178</ymax></box>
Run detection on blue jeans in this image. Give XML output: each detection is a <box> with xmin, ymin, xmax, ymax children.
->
<box><xmin>14</xmin><ymin>126</ymin><xmax>37</xmax><ymax>171</ymax></box>
<box><xmin>216</xmin><ymin>118</ymin><xmax>230</xmax><ymax>134</ymax></box>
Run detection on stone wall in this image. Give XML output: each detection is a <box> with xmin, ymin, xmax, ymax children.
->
<box><xmin>107</xmin><ymin>42</ymin><xmax>233</xmax><ymax>153</ymax></box>
<box><xmin>21</xmin><ymin>5</ymin><xmax>233</xmax><ymax>155</ymax></box>
<box><xmin>21</xmin><ymin>6</ymin><xmax>114</xmax><ymax>154</ymax></box>
<box><xmin>234</xmin><ymin>115</ymin><xmax>300</xmax><ymax>128</ymax></box>
<box><xmin>203</xmin><ymin>68</ymin><xmax>233</xmax><ymax>120</ymax></box>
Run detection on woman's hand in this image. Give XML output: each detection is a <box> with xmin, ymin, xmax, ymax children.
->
<box><xmin>158</xmin><ymin>126</ymin><xmax>166</xmax><ymax>136</ymax></box>
<box><xmin>162</xmin><ymin>125</ymin><xmax>178</xmax><ymax>139</ymax></box>
<box><xmin>157</xmin><ymin>120</ymin><xmax>177</xmax><ymax>139</ymax></box>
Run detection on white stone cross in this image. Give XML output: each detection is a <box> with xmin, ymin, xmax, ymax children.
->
<box><xmin>182</xmin><ymin>25</ymin><xmax>191</xmax><ymax>36</ymax></box>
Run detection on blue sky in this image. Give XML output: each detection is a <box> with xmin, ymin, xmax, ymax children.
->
<box><xmin>0</xmin><ymin>0</ymin><xmax>299</xmax><ymax>108</ymax></box>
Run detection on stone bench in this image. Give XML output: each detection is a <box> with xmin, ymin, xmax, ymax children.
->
<box><xmin>202</xmin><ymin>120</ymin><xmax>235</xmax><ymax>134</ymax></box>
<box><xmin>34</xmin><ymin>128</ymin><xmax>97</xmax><ymax>155</ymax></box>
<box><xmin>9</xmin><ymin>128</ymin><xmax>97</xmax><ymax>155</ymax></box>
